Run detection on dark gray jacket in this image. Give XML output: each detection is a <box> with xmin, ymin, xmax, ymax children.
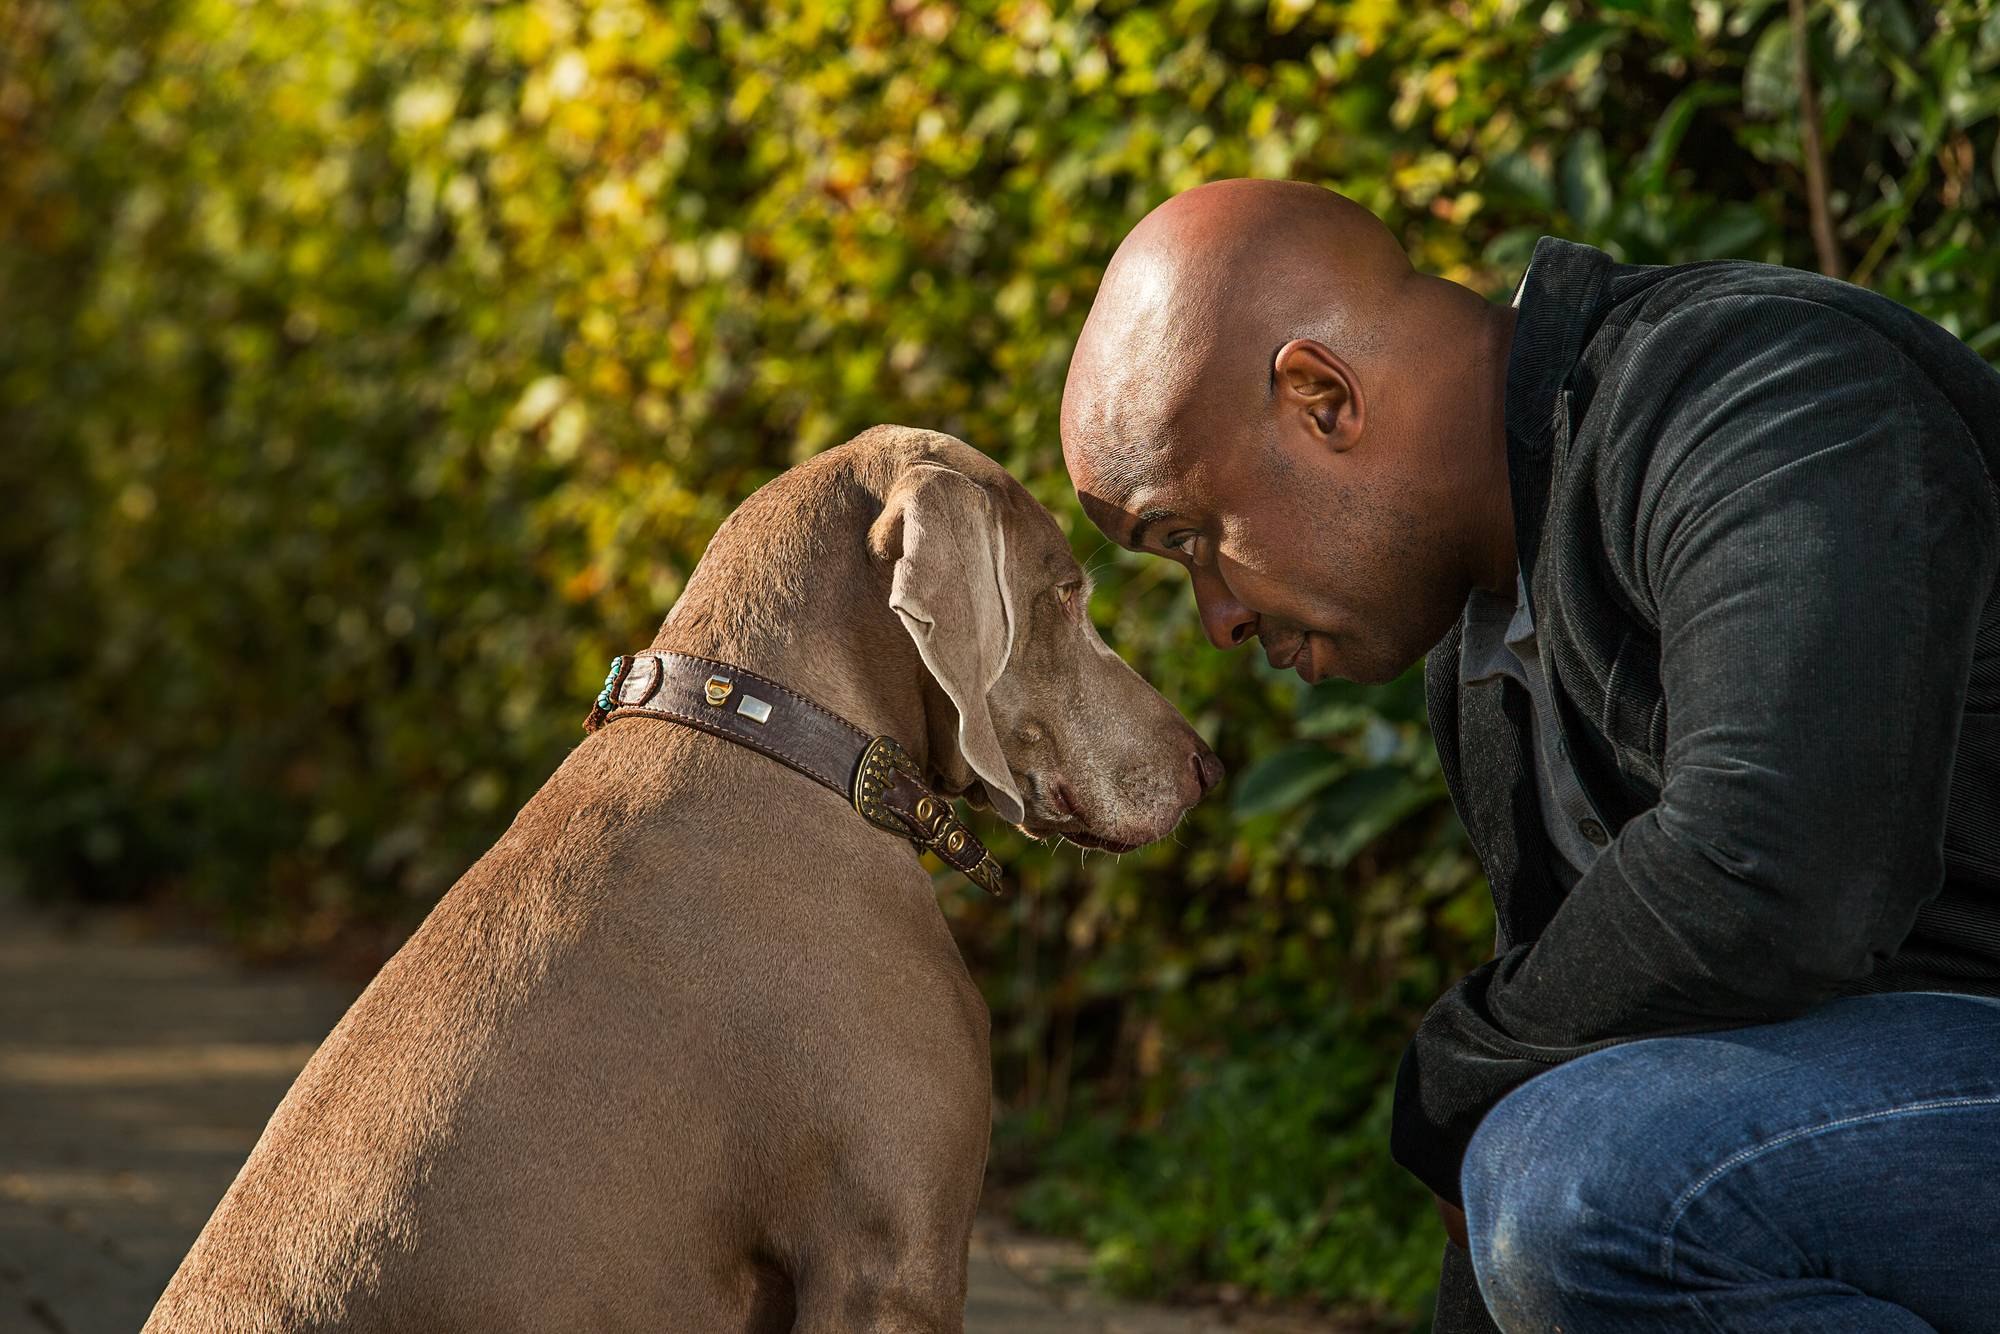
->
<box><xmin>1395</xmin><ymin>237</ymin><xmax>2000</xmax><ymax>1332</ymax></box>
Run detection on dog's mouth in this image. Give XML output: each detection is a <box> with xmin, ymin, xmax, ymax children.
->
<box><xmin>953</xmin><ymin>776</ymin><xmax>1142</xmax><ymax>851</ymax></box>
<box><xmin>1057</xmin><ymin>828</ymin><xmax>1143</xmax><ymax>854</ymax></box>
<box><xmin>1016</xmin><ymin>810</ymin><xmax>1147</xmax><ymax>855</ymax></box>
<box><xmin>1008</xmin><ymin>775</ymin><xmax>1152</xmax><ymax>854</ymax></box>
<box><xmin>1012</xmin><ymin>820</ymin><xmax>1144</xmax><ymax>855</ymax></box>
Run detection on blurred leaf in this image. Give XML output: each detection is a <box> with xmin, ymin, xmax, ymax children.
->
<box><xmin>1233</xmin><ymin>743</ymin><xmax>1346</xmax><ymax>818</ymax></box>
<box><xmin>1483</xmin><ymin>225</ymin><xmax>1546</xmax><ymax>270</ymax></box>
<box><xmin>1636</xmin><ymin>82</ymin><xmax>1737</xmax><ymax>194</ymax></box>
<box><xmin>1532</xmin><ymin>22</ymin><xmax>1623</xmax><ymax>85</ymax></box>
<box><xmin>1873</xmin><ymin>0</ymin><xmax>1921</xmax><ymax>56</ymax></box>
<box><xmin>1561</xmin><ymin>129</ymin><xmax>1614</xmax><ymax>231</ymax></box>
<box><xmin>1688</xmin><ymin>202</ymin><xmax>1770</xmax><ymax>258</ymax></box>
<box><xmin>1299</xmin><ymin>766</ymin><xmax>1448</xmax><ymax>869</ymax></box>
<box><xmin>1595</xmin><ymin>0</ymin><xmax>1697</xmax><ymax>50</ymax></box>
<box><xmin>1296</xmin><ymin>669</ymin><xmax>1427</xmax><ymax>737</ymax></box>
<box><xmin>1485</xmin><ymin>151</ymin><xmax>1557</xmax><ymax>211</ymax></box>
<box><xmin>1743</xmin><ymin>17</ymin><xmax>1797</xmax><ymax>117</ymax></box>
<box><xmin>1654</xmin><ymin>0</ymin><xmax>1699</xmax><ymax>52</ymax></box>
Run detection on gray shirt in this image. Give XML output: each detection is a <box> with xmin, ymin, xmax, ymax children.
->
<box><xmin>1457</xmin><ymin>568</ymin><xmax>1610</xmax><ymax>891</ymax></box>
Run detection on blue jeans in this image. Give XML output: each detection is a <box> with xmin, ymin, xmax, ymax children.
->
<box><xmin>1458</xmin><ymin>992</ymin><xmax>2000</xmax><ymax>1333</ymax></box>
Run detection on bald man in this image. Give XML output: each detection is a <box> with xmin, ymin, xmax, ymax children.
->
<box><xmin>1061</xmin><ymin>179</ymin><xmax>2000</xmax><ymax>1334</ymax></box>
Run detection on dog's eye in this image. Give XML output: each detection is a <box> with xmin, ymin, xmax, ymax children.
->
<box><xmin>1056</xmin><ymin>581</ymin><xmax>1084</xmax><ymax>617</ymax></box>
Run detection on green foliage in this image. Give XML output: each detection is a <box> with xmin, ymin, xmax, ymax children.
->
<box><xmin>1005</xmin><ymin>1013</ymin><xmax>1440</xmax><ymax>1324</ymax></box>
<box><xmin>5</xmin><ymin>0</ymin><xmax>1999</xmax><ymax>1321</ymax></box>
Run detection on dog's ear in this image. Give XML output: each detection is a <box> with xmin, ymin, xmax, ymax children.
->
<box><xmin>869</xmin><ymin>463</ymin><xmax>1025</xmax><ymax>824</ymax></box>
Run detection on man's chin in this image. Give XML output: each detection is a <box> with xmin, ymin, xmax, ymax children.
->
<box><xmin>1297</xmin><ymin>632</ymin><xmax>1339</xmax><ymax>685</ymax></box>
<box><xmin>1301</xmin><ymin>631</ymin><xmax>1408</xmax><ymax>687</ymax></box>
<box><xmin>1294</xmin><ymin>640</ymin><xmax>1328</xmax><ymax>685</ymax></box>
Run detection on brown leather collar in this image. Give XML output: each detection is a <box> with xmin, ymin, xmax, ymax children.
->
<box><xmin>582</xmin><ymin>651</ymin><xmax>1004</xmax><ymax>895</ymax></box>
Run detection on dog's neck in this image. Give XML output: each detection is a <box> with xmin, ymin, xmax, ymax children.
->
<box><xmin>641</xmin><ymin>469</ymin><xmax>975</xmax><ymax>798</ymax></box>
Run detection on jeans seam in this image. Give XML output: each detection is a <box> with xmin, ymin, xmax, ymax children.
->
<box><xmin>1684</xmin><ymin>1292</ymin><xmax>1733</xmax><ymax>1334</ymax></box>
<box><xmin>1657</xmin><ymin>1093</ymin><xmax>2000</xmax><ymax>1280</ymax></box>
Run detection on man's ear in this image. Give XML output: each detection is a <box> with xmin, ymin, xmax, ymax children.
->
<box><xmin>1273</xmin><ymin>337</ymin><xmax>1365</xmax><ymax>448</ymax></box>
<box><xmin>868</xmin><ymin>463</ymin><xmax>1026</xmax><ymax>824</ymax></box>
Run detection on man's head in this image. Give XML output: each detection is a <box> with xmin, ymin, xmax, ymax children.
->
<box><xmin>1061</xmin><ymin>179</ymin><xmax>1515</xmax><ymax>685</ymax></box>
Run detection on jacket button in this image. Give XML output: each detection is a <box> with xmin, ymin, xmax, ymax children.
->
<box><xmin>1579</xmin><ymin>817</ymin><xmax>1610</xmax><ymax>847</ymax></box>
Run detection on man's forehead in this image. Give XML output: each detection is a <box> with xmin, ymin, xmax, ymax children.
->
<box><xmin>1064</xmin><ymin>382</ymin><xmax>1233</xmax><ymax>541</ymax></box>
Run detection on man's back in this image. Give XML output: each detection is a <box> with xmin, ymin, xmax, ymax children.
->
<box><xmin>1598</xmin><ymin>252</ymin><xmax>2000</xmax><ymax>988</ymax></box>
<box><xmin>1475</xmin><ymin>238</ymin><xmax>2000</xmax><ymax>986</ymax></box>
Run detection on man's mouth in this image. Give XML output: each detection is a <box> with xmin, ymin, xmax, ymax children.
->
<box><xmin>1266</xmin><ymin>635</ymin><xmax>1320</xmax><ymax>684</ymax></box>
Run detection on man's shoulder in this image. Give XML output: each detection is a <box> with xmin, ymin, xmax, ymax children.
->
<box><xmin>1548</xmin><ymin>245</ymin><xmax>2000</xmax><ymax>633</ymax></box>
<box><xmin>1557</xmin><ymin>248</ymin><xmax>2000</xmax><ymax>506</ymax></box>
<box><xmin>1586</xmin><ymin>253</ymin><xmax>2000</xmax><ymax>432</ymax></box>
<box><xmin>1594</xmin><ymin>257</ymin><xmax>1906</xmax><ymax>371</ymax></box>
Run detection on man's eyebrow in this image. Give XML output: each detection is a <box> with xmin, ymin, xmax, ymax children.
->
<box><xmin>1127</xmin><ymin>507</ymin><xmax>1176</xmax><ymax>549</ymax></box>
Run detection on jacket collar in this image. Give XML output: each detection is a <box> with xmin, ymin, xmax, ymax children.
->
<box><xmin>1502</xmin><ymin>237</ymin><xmax>1618</xmax><ymax>598</ymax></box>
<box><xmin>1504</xmin><ymin>236</ymin><xmax>1617</xmax><ymax>452</ymax></box>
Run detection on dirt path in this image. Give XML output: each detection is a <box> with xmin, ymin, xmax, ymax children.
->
<box><xmin>0</xmin><ymin>897</ymin><xmax>1306</xmax><ymax>1333</ymax></box>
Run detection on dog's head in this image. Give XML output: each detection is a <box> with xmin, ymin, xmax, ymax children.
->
<box><xmin>869</xmin><ymin>440</ymin><xmax>1222</xmax><ymax>852</ymax></box>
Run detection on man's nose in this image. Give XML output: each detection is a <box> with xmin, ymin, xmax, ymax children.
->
<box><xmin>1193</xmin><ymin>569</ymin><xmax>1257</xmax><ymax>649</ymax></box>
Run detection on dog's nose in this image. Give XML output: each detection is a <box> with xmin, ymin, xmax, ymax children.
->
<box><xmin>1191</xmin><ymin>748</ymin><xmax>1225</xmax><ymax>797</ymax></box>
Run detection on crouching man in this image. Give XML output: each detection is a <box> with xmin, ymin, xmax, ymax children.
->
<box><xmin>1058</xmin><ymin>179</ymin><xmax>2000</xmax><ymax>1333</ymax></box>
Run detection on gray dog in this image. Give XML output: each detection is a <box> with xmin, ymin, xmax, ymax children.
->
<box><xmin>146</xmin><ymin>426</ymin><xmax>1221</xmax><ymax>1333</ymax></box>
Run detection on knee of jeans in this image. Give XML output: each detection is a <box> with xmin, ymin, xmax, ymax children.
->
<box><xmin>1460</xmin><ymin>1068</ymin><xmax>1653</xmax><ymax>1321</ymax></box>
<box><xmin>1462</xmin><ymin>1101</ymin><xmax>1575</xmax><ymax>1318</ymax></box>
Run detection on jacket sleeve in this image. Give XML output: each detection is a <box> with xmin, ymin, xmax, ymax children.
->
<box><xmin>1392</xmin><ymin>296</ymin><xmax>2000</xmax><ymax>1204</ymax></box>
